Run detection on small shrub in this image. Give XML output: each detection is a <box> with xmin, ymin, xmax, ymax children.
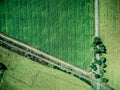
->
<box><xmin>93</xmin><ymin>66</ymin><xmax>97</xmax><ymax>71</ymax></box>
<box><xmin>97</xmin><ymin>60</ymin><xmax>102</xmax><ymax>66</ymax></box>
<box><xmin>100</xmin><ymin>69</ymin><xmax>106</xmax><ymax>73</ymax></box>
<box><xmin>93</xmin><ymin>37</ymin><xmax>102</xmax><ymax>45</ymax></box>
<box><xmin>100</xmin><ymin>71</ymin><xmax>104</xmax><ymax>77</ymax></box>
<box><xmin>100</xmin><ymin>57</ymin><xmax>106</xmax><ymax>63</ymax></box>
<box><xmin>99</xmin><ymin>44</ymin><xmax>106</xmax><ymax>48</ymax></box>
<box><xmin>99</xmin><ymin>47</ymin><xmax>106</xmax><ymax>53</ymax></box>
<box><xmin>102</xmin><ymin>78</ymin><xmax>109</xmax><ymax>83</ymax></box>
<box><xmin>102</xmin><ymin>63</ymin><xmax>107</xmax><ymax>68</ymax></box>
<box><xmin>95</xmin><ymin>74</ymin><xmax>100</xmax><ymax>79</ymax></box>
<box><xmin>90</xmin><ymin>63</ymin><xmax>97</xmax><ymax>71</ymax></box>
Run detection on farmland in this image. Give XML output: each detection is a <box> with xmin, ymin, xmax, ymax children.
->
<box><xmin>0</xmin><ymin>46</ymin><xmax>91</xmax><ymax>90</ymax></box>
<box><xmin>0</xmin><ymin>0</ymin><xmax>120</xmax><ymax>90</ymax></box>
<box><xmin>0</xmin><ymin>0</ymin><xmax>94</xmax><ymax>70</ymax></box>
<box><xmin>99</xmin><ymin>0</ymin><xmax>120</xmax><ymax>89</ymax></box>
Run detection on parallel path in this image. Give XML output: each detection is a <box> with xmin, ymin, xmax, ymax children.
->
<box><xmin>95</xmin><ymin>0</ymin><xmax>100</xmax><ymax>90</ymax></box>
<box><xmin>0</xmin><ymin>32</ymin><xmax>113</xmax><ymax>90</ymax></box>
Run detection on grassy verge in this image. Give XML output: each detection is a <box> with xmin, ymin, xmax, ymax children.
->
<box><xmin>0</xmin><ymin>46</ymin><xmax>91</xmax><ymax>90</ymax></box>
<box><xmin>99</xmin><ymin>0</ymin><xmax>120</xmax><ymax>89</ymax></box>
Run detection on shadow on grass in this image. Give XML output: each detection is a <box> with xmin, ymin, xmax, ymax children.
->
<box><xmin>0</xmin><ymin>62</ymin><xmax>7</xmax><ymax>83</ymax></box>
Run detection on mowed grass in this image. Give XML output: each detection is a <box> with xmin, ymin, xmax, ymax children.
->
<box><xmin>0</xmin><ymin>0</ymin><xmax>94</xmax><ymax>70</ymax></box>
<box><xmin>99</xmin><ymin>0</ymin><xmax>120</xmax><ymax>89</ymax></box>
<box><xmin>0</xmin><ymin>46</ymin><xmax>91</xmax><ymax>90</ymax></box>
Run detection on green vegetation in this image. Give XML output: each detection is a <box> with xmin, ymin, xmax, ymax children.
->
<box><xmin>0</xmin><ymin>0</ymin><xmax>94</xmax><ymax>70</ymax></box>
<box><xmin>1</xmin><ymin>0</ymin><xmax>119</xmax><ymax>89</ymax></box>
<box><xmin>99</xmin><ymin>0</ymin><xmax>120</xmax><ymax>89</ymax></box>
<box><xmin>90</xmin><ymin>37</ymin><xmax>108</xmax><ymax>84</ymax></box>
<box><xmin>0</xmin><ymin>46</ymin><xmax>91</xmax><ymax>90</ymax></box>
<box><xmin>0</xmin><ymin>63</ymin><xmax>7</xmax><ymax>82</ymax></box>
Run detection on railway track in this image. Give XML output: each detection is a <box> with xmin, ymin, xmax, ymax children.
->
<box><xmin>0</xmin><ymin>32</ymin><xmax>114</xmax><ymax>90</ymax></box>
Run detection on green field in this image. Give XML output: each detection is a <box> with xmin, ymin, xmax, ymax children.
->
<box><xmin>99</xmin><ymin>0</ymin><xmax>120</xmax><ymax>89</ymax></box>
<box><xmin>0</xmin><ymin>46</ymin><xmax>91</xmax><ymax>90</ymax></box>
<box><xmin>0</xmin><ymin>0</ymin><xmax>94</xmax><ymax>70</ymax></box>
<box><xmin>1</xmin><ymin>0</ymin><xmax>120</xmax><ymax>90</ymax></box>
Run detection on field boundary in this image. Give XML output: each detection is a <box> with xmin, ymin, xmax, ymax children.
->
<box><xmin>0</xmin><ymin>32</ymin><xmax>114</xmax><ymax>90</ymax></box>
<box><xmin>95</xmin><ymin>0</ymin><xmax>100</xmax><ymax>90</ymax></box>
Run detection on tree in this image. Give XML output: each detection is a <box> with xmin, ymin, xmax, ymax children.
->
<box><xmin>102</xmin><ymin>63</ymin><xmax>107</xmax><ymax>68</ymax></box>
<box><xmin>90</xmin><ymin>63</ymin><xmax>97</xmax><ymax>71</ymax></box>
<box><xmin>95</xmin><ymin>74</ymin><xmax>100</xmax><ymax>79</ymax></box>
<box><xmin>100</xmin><ymin>69</ymin><xmax>106</xmax><ymax>73</ymax></box>
<box><xmin>93</xmin><ymin>37</ymin><xmax>102</xmax><ymax>45</ymax></box>
<box><xmin>102</xmin><ymin>78</ymin><xmax>109</xmax><ymax>83</ymax></box>
<box><xmin>91</xmin><ymin>37</ymin><xmax>108</xmax><ymax>83</ymax></box>
<box><xmin>100</xmin><ymin>57</ymin><xmax>106</xmax><ymax>63</ymax></box>
<box><xmin>99</xmin><ymin>46</ymin><xmax>106</xmax><ymax>53</ymax></box>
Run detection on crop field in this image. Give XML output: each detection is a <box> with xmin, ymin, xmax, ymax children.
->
<box><xmin>0</xmin><ymin>0</ymin><xmax>94</xmax><ymax>70</ymax></box>
<box><xmin>99</xmin><ymin>0</ymin><xmax>120</xmax><ymax>89</ymax></box>
<box><xmin>0</xmin><ymin>46</ymin><xmax>91</xmax><ymax>90</ymax></box>
<box><xmin>0</xmin><ymin>0</ymin><xmax>120</xmax><ymax>90</ymax></box>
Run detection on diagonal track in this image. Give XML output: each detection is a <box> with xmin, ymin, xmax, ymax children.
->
<box><xmin>0</xmin><ymin>32</ymin><xmax>114</xmax><ymax>90</ymax></box>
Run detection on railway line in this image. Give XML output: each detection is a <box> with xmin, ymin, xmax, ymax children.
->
<box><xmin>0</xmin><ymin>32</ymin><xmax>114</xmax><ymax>90</ymax></box>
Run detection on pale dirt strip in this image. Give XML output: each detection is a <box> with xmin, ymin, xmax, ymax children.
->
<box><xmin>0</xmin><ymin>32</ymin><xmax>92</xmax><ymax>75</ymax></box>
<box><xmin>95</xmin><ymin>0</ymin><xmax>100</xmax><ymax>90</ymax></box>
<box><xmin>0</xmin><ymin>32</ymin><xmax>113</xmax><ymax>90</ymax></box>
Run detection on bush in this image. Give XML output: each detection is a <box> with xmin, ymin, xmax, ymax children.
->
<box><xmin>100</xmin><ymin>70</ymin><xmax>104</xmax><ymax>77</ymax></box>
<box><xmin>101</xmin><ymin>69</ymin><xmax>106</xmax><ymax>73</ymax></box>
<box><xmin>95</xmin><ymin>74</ymin><xmax>100</xmax><ymax>79</ymax></box>
<box><xmin>94</xmin><ymin>48</ymin><xmax>101</xmax><ymax>53</ymax></box>
<box><xmin>97</xmin><ymin>60</ymin><xmax>102</xmax><ymax>66</ymax></box>
<box><xmin>93</xmin><ymin>37</ymin><xmax>102</xmax><ymax>45</ymax></box>
<box><xmin>102</xmin><ymin>78</ymin><xmax>109</xmax><ymax>83</ymax></box>
<box><xmin>102</xmin><ymin>63</ymin><xmax>107</xmax><ymax>68</ymax></box>
<box><xmin>94</xmin><ymin>59</ymin><xmax>102</xmax><ymax>66</ymax></box>
<box><xmin>100</xmin><ymin>57</ymin><xmax>106</xmax><ymax>63</ymax></box>
<box><xmin>90</xmin><ymin>63</ymin><xmax>97</xmax><ymax>71</ymax></box>
<box><xmin>99</xmin><ymin>44</ymin><xmax>106</xmax><ymax>48</ymax></box>
<box><xmin>93</xmin><ymin>66</ymin><xmax>97</xmax><ymax>71</ymax></box>
<box><xmin>99</xmin><ymin>46</ymin><xmax>107</xmax><ymax>53</ymax></box>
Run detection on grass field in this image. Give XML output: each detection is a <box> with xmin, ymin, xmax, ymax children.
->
<box><xmin>0</xmin><ymin>46</ymin><xmax>91</xmax><ymax>90</ymax></box>
<box><xmin>0</xmin><ymin>0</ymin><xmax>94</xmax><ymax>70</ymax></box>
<box><xmin>99</xmin><ymin>0</ymin><xmax>120</xmax><ymax>89</ymax></box>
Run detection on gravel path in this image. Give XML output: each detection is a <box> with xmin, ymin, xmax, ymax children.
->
<box><xmin>95</xmin><ymin>0</ymin><xmax>100</xmax><ymax>90</ymax></box>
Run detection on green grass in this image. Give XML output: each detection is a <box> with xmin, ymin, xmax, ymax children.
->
<box><xmin>0</xmin><ymin>46</ymin><xmax>91</xmax><ymax>90</ymax></box>
<box><xmin>99</xmin><ymin>0</ymin><xmax>120</xmax><ymax>89</ymax></box>
<box><xmin>0</xmin><ymin>0</ymin><xmax>94</xmax><ymax>70</ymax></box>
